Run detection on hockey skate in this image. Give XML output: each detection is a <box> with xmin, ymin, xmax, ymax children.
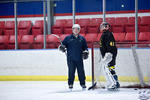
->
<box><xmin>68</xmin><ymin>84</ymin><xmax>73</xmax><ymax>91</ymax></box>
<box><xmin>81</xmin><ymin>85</ymin><xmax>86</xmax><ymax>91</ymax></box>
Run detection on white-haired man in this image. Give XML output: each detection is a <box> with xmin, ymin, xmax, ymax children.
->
<box><xmin>59</xmin><ymin>24</ymin><xmax>89</xmax><ymax>90</ymax></box>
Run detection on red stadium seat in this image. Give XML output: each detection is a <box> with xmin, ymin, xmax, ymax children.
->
<box><xmin>65</xmin><ymin>19</ymin><xmax>75</xmax><ymax>26</ymax></box>
<box><xmin>87</xmin><ymin>18</ymin><xmax>102</xmax><ymax>33</ymax></box>
<box><xmin>64</xmin><ymin>26</ymin><xmax>72</xmax><ymax>34</ymax></box>
<box><xmin>106</xmin><ymin>17</ymin><xmax>115</xmax><ymax>25</ymax></box>
<box><xmin>33</xmin><ymin>35</ymin><xmax>44</xmax><ymax>49</ymax></box>
<box><xmin>64</xmin><ymin>19</ymin><xmax>74</xmax><ymax>34</ymax></box>
<box><xmin>32</xmin><ymin>20</ymin><xmax>43</xmax><ymax>36</ymax></box>
<box><xmin>128</xmin><ymin>17</ymin><xmax>141</xmax><ymax>25</ymax></box>
<box><xmin>4</xmin><ymin>21</ymin><xmax>15</xmax><ymax>35</ymax></box>
<box><xmin>80</xmin><ymin>26</ymin><xmax>87</xmax><ymax>34</ymax></box>
<box><xmin>19</xmin><ymin>35</ymin><xmax>34</xmax><ymax>49</ymax></box>
<box><xmin>96</xmin><ymin>18</ymin><xmax>103</xmax><ymax>24</ymax></box>
<box><xmin>125</xmin><ymin>24</ymin><xmax>135</xmax><ymax>32</ymax></box>
<box><xmin>112</xmin><ymin>25</ymin><xmax>124</xmax><ymax>33</ymax></box>
<box><xmin>115</xmin><ymin>17</ymin><xmax>128</xmax><ymax>25</ymax></box>
<box><xmin>141</xmin><ymin>16</ymin><xmax>150</xmax><ymax>24</ymax></box>
<box><xmin>7</xmin><ymin>35</ymin><xmax>21</xmax><ymax>49</ymax></box>
<box><xmin>0</xmin><ymin>35</ymin><xmax>9</xmax><ymax>49</ymax></box>
<box><xmin>52</xmin><ymin>19</ymin><xmax>66</xmax><ymax>34</ymax></box>
<box><xmin>138</xmin><ymin>32</ymin><xmax>150</xmax><ymax>41</ymax></box>
<box><xmin>0</xmin><ymin>21</ymin><xmax>5</xmax><ymax>35</ymax></box>
<box><xmin>52</xmin><ymin>25</ymin><xmax>63</xmax><ymax>34</ymax></box>
<box><xmin>18</xmin><ymin>21</ymin><xmax>32</xmax><ymax>35</ymax></box>
<box><xmin>124</xmin><ymin>32</ymin><xmax>137</xmax><ymax>42</ymax></box>
<box><xmin>87</xmin><ymin>25</ymin><xmax>99</xmax><ymax>33</ymax></box>
<box><xmin>87</xmin><ymin>18</ymin><xmax>100</xmax><ymax>33</ymax></box>
<box><xmin>139</xmin><ymin>24</ymin><xmax>150</xmax><ymax>32</ymax></box>
<box><xmin>78</xmin><ymin>18</ymin><xmax>90</xmax><ymax>26</ymax></box>
<box><xmin>85</xmin><ymin>33</ymin><xmax>98</xmax><ymax>48</ymax></box>
<box><xmin>113</xmin><ymin>33</ymin><xmax>125</xmax><ymax>42</ymax></box>
<box><xmin>46</xmin><ymin>34</ymin><xmax>60</xmax><ymax>49</ymax></box>
<box><xmin>55</xmin><ymin>19</ymin><xmax>66</xmax><ymax>26</ymax></box>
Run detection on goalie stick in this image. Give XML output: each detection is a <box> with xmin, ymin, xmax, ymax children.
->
<box><xmin>88</xmin><ymin>48</ymin><xmax>103</xmax><ymax>90</ymax></box>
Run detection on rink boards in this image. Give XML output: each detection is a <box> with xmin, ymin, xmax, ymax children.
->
<box><xmin>0</xmin><ymin>48</ymin><xmax>149</xmax><ymax>82</ymax></box>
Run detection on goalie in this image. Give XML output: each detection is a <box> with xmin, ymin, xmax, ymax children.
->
<box><xmin>99</xmin><ymin>22</ymin><xmax>120</xmax><ymax>90</ymax></box>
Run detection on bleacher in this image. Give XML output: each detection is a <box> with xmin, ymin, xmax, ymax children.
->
<box><xmin>0</xmin><ymin>16</ymin><xmax>150</xmax><ymax>49</ymax></box>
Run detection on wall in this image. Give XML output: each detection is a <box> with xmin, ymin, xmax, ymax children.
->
<box><xmin>0</xmin><ymin>48</ymin><xmax>149</xmax><ymax>82</ymax></box>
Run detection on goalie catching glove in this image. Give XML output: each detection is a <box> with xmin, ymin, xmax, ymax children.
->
<box><xmin>58</xmin><ymin>45</ymin><xmax>66</xmax><ymax>52</ymax></box>
<box><xmin>82</xmin><ymin>50</ymin><xmax>89</xmax><ymax>59</ymax></box>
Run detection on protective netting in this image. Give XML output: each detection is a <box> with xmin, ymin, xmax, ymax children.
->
<box><xmin>92</xmin><ymin>42</ymin><xmax>150</xmax><ymax>88</ymax></box>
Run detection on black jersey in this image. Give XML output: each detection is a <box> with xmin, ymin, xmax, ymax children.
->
<box><xmin>99</xmin><ymin>30</ymin><xmax>117</xmax><ymax>65</ymax></box>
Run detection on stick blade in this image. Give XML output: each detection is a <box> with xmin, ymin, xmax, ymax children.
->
<box><xmin>88</xmin><ymin>82</ymin><xmax>97</xmax><ymax>90</ymax></box>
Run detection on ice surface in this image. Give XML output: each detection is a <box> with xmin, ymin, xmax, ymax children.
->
<box><xmin>0</xmin><ymin>81</ymin><xmax>147</xmax><ymax>100</ymax></box>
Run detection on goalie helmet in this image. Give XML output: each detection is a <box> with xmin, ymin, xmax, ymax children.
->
<box><xmin>72</xmin><ymin>24</ymin><xmax>81</xmax><ymax>30</ymax></box>
<box><xmin>100</xmin><ymin>22</ymin><xmax>110</xmax><ymax>32</ymax></box>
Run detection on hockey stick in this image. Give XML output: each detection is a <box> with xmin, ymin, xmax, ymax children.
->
<box><xmin>88</xmin><ymin>82</ymin><xmax>97</xmax><ymax>90</ymax></box>
<box><xmin>51</xmin><ymin>34</ymin><xmax>67</xmax><ymax>55</ymax></box>
<box><xmin>51</xmin><ymin>34</ymin><xmax>63</xmax><ymax>46</ymax></box>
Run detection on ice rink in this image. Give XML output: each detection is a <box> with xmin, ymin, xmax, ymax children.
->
<box><xmin>0</xmin><ymin>81</ymin><xmax>147</xmax><ymax>100</ymax></box>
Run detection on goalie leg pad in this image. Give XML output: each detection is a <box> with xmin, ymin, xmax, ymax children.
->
<box><xmin>102</xmin><ymin>63</ymin><xmax>117</xmax><ymax>89</ymax></box>
<box><xmin>108</xmin><ymin>66</ymin><xmax>120</xmax><ymax>88</ymax></box>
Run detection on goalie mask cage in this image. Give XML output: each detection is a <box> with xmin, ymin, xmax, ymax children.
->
<box><xmin>91</xmin><ymin>42</ymin><xmax>150</xmax><ymax>89</ymax></box>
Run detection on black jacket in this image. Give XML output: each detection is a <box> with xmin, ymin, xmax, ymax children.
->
<box><xmin>99</xmin><ymin>30</ymin><xmax>117</xmax><ymax>64</ymax></box>
<box><xmin>62</xmin><ymin>34</ymin><xmax>88</xmax><ymax>61</ymax></box>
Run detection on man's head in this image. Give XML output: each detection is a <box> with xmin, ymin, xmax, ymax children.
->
<box><xmin>100</xmin><ymin>22</ymin><xmax>110</xmax><ymax>32</ymax></box>
<box><xmin>72</xmin><ymin>24</ymin><xmax>80</xmax><ymax>36</ymax></box>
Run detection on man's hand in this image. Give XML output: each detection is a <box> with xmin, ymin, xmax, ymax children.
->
<box><xmin>58</xmin><ymin>45</ymin><xmax>66</xmax><ymax>52</ymax></box>
<box><xmin>82</xmin><ymin>50</ymin><xmax>89</xmax><ymax>59</ymax></box>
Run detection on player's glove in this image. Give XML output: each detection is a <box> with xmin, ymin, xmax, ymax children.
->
<box><xmin>58</xmin><ymin>45</ymin><xmax>66</xmax><ymax>52</ymax></box>
<box><xmin>82</xmin><ymin>50</ymin><xmax>89</xmax><ymax>59</ymax></box>
<box><xmin>102</xmin><ymin>53</ymin><xmax>113</xmax><ymax>64</ymax></box>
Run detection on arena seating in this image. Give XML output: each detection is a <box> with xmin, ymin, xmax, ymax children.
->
<box><xmin>18</xmin><ymin>21</ymin><xmax>32</xmax><ymax>35</ymax></box>
<box><xmin>46</xmin><ymin>34</ymin><xmax>60</xmax><ymax>49</ymax></box>
<box><xmin>0</xmin><ymin>21</ymin><xmax>5</xmax><ymax>35</ymax></box>
<box><xmin>52</xmin><ymin>19</ymin><xmax>66</xmax><ymax>35</ymax></box>
<box><xmin>112</xmin><ymin>24</ymin><xmax>124</xmax><ymax>33</ymax></box>
<box><xmin>87</xmin><ymin>18</ymin><xmax>101</xmax><ymax>33</ymax></box>
<box><xmin>106</xmin><ymin>17</ymin><xmax>115</xmax><ymax>25</ymax></box>
<box><xmin>113</xmin><ymin>33</ymin><xmax>126</xmax><ymax>42</ymax></box>
<box><xmin>32</xmin><ymin>20</ymin><xmax>43</xmax><ymax>36</ymax></box>
<box><xmin>124</xmin><ymin>32</ymin><xmax>136</xmax><ymax>42</ymax></box>
<box><xmin>4</xmin><ymin>21</ymin><xmax>15</xmax><ymax>35</ymax></box>
<box><xmin>32</xmin><ymin>35</ymin><xmax>44</xmax><ymax>49</ymax></box>
<box><xmin>63</xmin><ymin>19</ymin><xmax>74</xmax><ymax>34</ymax></box>
<box><xmin>19</xmin><ymin>35</ymin><xmax>34</xmax><ymax>49</ymax></box>
<box><xmin>138</xmin><ymin>32</ymin><xmax>150</xmax><ymax>42</ymax></box>
<box><xmin>128</xmin><ymin>17</ymin><xmax>141</xmax><ymax>24</ymax></box>
<box><xmin>0</xmin><ymin>35</ymin><xmax>9</xmax><ymax>49</ymax></box>
<box><xmin>85</xmin><ymin>33</ymin><xmax>98</xmax><ymax>47</ymax></box>
<box><xmin>0</xmin><ymin>16</ymin><xmax>150</xmax><ymax>50</ymax></box>
<box><xmin>7</xmin><ymin>35</ymin><xmax>21</xmax><ymax>49</ymax></box>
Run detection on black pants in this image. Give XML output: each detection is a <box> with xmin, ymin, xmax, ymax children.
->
<box><xmin>67</xmin><ymin>60</ymin><xmax>86</xmax><ymax>86</ymax></box>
